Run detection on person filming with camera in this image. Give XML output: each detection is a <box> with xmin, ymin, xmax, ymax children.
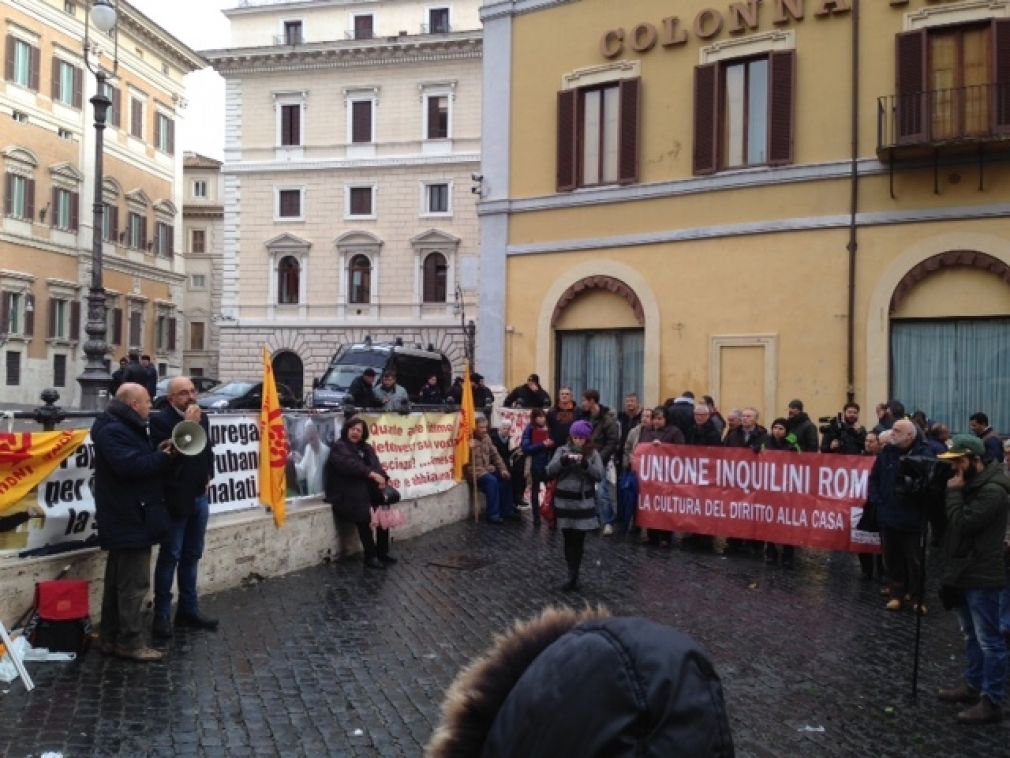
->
<box><xmin>819</xmin><ymin>402</ymin><xmax>867</xmax><ymax>455</ymax></box>
<box><xmin>936</xmin><ymin>435</ymin><xmax>1010</xmax><ymax>724</ymax></box>
<box><xmin>868</xmin><ymin>419</ymin><xmax>934</xmax><ymax>613</ymax></box>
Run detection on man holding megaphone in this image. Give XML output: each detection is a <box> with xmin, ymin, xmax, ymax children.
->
<box><xmin>149</xmin><ymin>376</ymin><xmax>218</xmax><ymax>639</ymax></box>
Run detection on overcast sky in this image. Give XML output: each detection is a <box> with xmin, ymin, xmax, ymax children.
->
<box><xmin>131</xmin><ymin>0</ymin><xmax>232</xmax><ymax>160</ymax></box>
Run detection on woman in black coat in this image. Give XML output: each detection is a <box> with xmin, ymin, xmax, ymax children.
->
<box><xmin>324</xmin><ymin>417</ymin><xmax>395</xmax><ymax>569</ymax></box>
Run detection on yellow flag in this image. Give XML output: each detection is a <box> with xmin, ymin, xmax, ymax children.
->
<box><xmin>0</xmin><ymin>430</ymin><xmax>89</xmax><ymax>515</ymax></box>
<box><xmin>259</xmin><ymin>347</ymin><xmax>289</xmax><ymax>527</ymax></box>
<box><xmin>453</xmin><ymin>361</ymin><xmax>476</xmax><ymax>482</ymax></box>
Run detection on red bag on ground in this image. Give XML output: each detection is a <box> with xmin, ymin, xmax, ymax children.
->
<box><xmin>540</xmin><ymin>481</ymin><xmax>558</xmax><ymax>528</ymax></box>
<box><xmin>31</xmin><ymin>580</ymin><xmax>91</xmax><ymax>654</ymax></box>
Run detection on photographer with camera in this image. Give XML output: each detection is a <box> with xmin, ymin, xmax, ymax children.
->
<box><xmin>819</xmin><ymin>402</ymin><xmax>866</xmax><ymax>455</ymax></box>
<box><xmin>868</xmin><ymin>420</ymin><xmax>934</xmax><ymax>613</ymax></box>
<box><xmin>936</xmin><ymin>435</ymin><xmax>1010</xmax><ymax>724</ymax></box>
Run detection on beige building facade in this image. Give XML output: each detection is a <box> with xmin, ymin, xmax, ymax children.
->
<box><xmin>480</xmin><ymin>0</ymin><xmax>1010</xmax><ymax>432</ymax></box>
<box><xmin>0</xmin><ymin>0</ymin><xmax>203</xmax><ymax>406</ymax></box>
<box><xmin>205</xmin><ymin>0</ymin><xmax>483</xmax><ymax>399</ymax></box>
<box><xmin>182</xmin><ymin>151</ymin><xmax>223</xmax><ymax>380</ymax></box>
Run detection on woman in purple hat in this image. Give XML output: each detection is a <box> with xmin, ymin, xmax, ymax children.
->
<box><xmin>546</xmin><ymin>420</ymin><xmax>604</xmax><ymax>592</ymax></box>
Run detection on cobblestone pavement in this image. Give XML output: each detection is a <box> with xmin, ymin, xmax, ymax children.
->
<box><xmin>2</xmin><ymin>518</ymin><xmax>1009</xmax><ymax>757</ymax></box>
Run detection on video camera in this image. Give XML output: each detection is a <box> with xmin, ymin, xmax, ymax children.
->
<box><xmin>818</xmin><ymin>413</ymin><xmax>842</xmax><ymax>436</ymax></box>
<box><xmin>899</xmin><ymin>455</ymin><xmax>954</xmax><ymax>498</ymax></box>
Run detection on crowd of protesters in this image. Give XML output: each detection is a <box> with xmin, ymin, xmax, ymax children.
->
<box><xmin>485</xmin><ymin>381</ymin><xmax>1010</xmax><ymax>725</ymax></box>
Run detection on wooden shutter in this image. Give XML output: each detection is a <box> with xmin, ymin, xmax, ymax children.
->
<box><xmin>168</xmin><ymin>225</ymin><xmax>174</xmax><ymax>257</ymax></box>
<box><xmin>24</xmin><ymin>293</ymin><xmax>34</xmax><ymax>336</ymax></box>
<box><xmin>131</xmin><ymin>98</ymin><xmax>143</xmax><ymax>138</ymax></box>
<box><xmin>73</xmin><ymin>65</ymin><xmax>82</xmax><ymax>108</ymax></box>
<box><xmin>29</xmin><ymin>45</ymin><xmax>39</xmax><ymax>91</ymax></box>
<box><xmin>693</xmin><ymin>63</ymin><xmax>720</xmax><ymax>175</ymax></box>
<box><xmin>113</xmin><ymin>307</ymin><xmax>122</xmax><ymax>344</ymax></box>
<box><xmin>70</xmin><ymin>192</ymin><xmax>79</xmax><ymax>231</ymax></box>
<box><xmin>4</xmin><ymin>36</ymin><xmax>14</xmax><ymax>82</ymax></box>
<box><xmin>70</xmin><ymin>300</ymin><xmax>81</xmax><ymax>341</ymax></box>
<box><xmin>51</xmin><ymin>56</ymin><xmax>60</xmax><ymax>99</ymax></box>
<box><xmin>556</xmin><ymin>89</ymin><xmax>578</xmax><ymax>192</ymax></box>
<box><xmin>0</xmin><ymin>293</ymin><xmax>9</xmax><ymax>335</ymax></box>
<box><xmin>994</xmin><ymin>19</ymin><xmax>1010</xmax><ymax>135</ymax></box>
<box><xmin>25</xmin><ymin>179</ymin><xmax>34</xmax><ymax>221</ymax></box>
<box><xmin>352</xmin><ymin>101</ymin><xmax>371</xmax><ymax>142</ymax></box>
<box><xmin>618</xmin><ymin>78</ymin><xmax>641</xmax><ymax>185</ymax></box>
<box><xmin>109</xmin><ymin>205</ymin><xmax>118</xmax><ymax>241</ymax></box>
<box><xmin>768</xmin><ymin>50</ymin><xmax>796</xmax><ymax>166</ymax></box>
<box><xmin>168</xmin><ymin>318</ymin><xmax>177</xmax><ymax>351</ymax></box>
<box><xmin>141</xmin><ymin>216</ymin><xmax>148</xmax><ymax>249</ymax></box>
<box><xmin>3</xmin><ymin>174</ymin><xmax>11</xmax><ymax>217</ymax></box>
<box><xmin>51</xmin><ymin>187</ymin><xmax>58</xmax><ymax>227</ymax></box>
<box><xmin>895</xmin><ymin>30</ymin><xmax>927</xmax><ymax>144</ymax></box>
<box><xmin>111</xmin><ymin>86</ymin><xmax>121</xmax><ymax>127</ymax></box>
<box><xmin>47</xmin><ymin>299</ymin><xmax>56</xmax><ymax>338</ymax></box>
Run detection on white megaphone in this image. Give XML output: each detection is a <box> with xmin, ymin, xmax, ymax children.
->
<box><xmin>171</xmin><ymin>421</ymin><xmax>207</xmax><ymax>456</ymax></box>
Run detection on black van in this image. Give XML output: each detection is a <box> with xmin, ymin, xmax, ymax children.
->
<box><xmin>309</xmin><ymin>340</ymin><xmax>452</xmax><ymax>409</ymax></box>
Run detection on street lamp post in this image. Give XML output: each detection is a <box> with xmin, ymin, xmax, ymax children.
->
<box><xmin>77</xmin><ymin>0</ymin><xmax>119</xmax><ymax>411</ymax></box>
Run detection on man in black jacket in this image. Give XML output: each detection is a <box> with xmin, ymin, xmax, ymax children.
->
<box><xmin>820</xmin><ymin>402</ymin><xmax>867</xmax><ymax>455</ymax></box>
<box><xmin>786</xmin><ymin>399</ymin><xmax>819</xmax><ymax>452</ymax></box>
<box><xmin>348</xmin><ymin>368</ymin><xmax>381</xmax><ymax>408</ymax></box>
<box><xmin>92</xmin><ymin>383</ymin><xmax>175</xmax><ymax>661</ymax></box>
<box><xmin>503</xmin><ymin>373</ymin><xmax>551</xmax><ymax>409</ymax></box>
<box><xmin>685</xmin><ymin>404</ymin><xmax>722</xmax><ymax>447</ymax></box>
<box><xmin>140</xmin><ymin>354</ymin><xmax>158</xmax><ymax>400</ymax></box>
<box><xmin>149</xmin><ymin>376</ymin><xmax>218</xmax><ymax>639</ymax></box>
<box><xmin>969</xmin><ymin>412</ymin><xmax>1004</xmax><ymax>465</ymax></box>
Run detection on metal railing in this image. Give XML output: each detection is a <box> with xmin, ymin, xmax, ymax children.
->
<box><xmin>878</xmin><ymin>82</ymin><xmax>1010</xmax><ymax>151</ymax></box>
<box><xmin>272</xmin><ymin>32</ymin><xmax>303</xmax><ymax>46</ymax></box>
<box><xmin>420</xmin><ymin>22</ymin><xmax>452</xmax><ymax>34</ymax></box>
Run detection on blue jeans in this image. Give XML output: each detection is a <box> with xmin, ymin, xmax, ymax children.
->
<box><xmin>618</xmin><ymin>472</ymin><xmax>639</xmax><ymax>532</ymax></box>
<box><xmin>959</xmin><ymin>588</ymin><xmax>1008</xmax><ymax>705</ymax></box>
<box><xmin>154</xmin><ymin>495</ymin><xmax>209</xmax><ymax>619</ymax></box>
<box><xmin>478</xmin><ymin>473</ymin><xmax>515</xmax><ymax>522</ymax></box>
<box><xmin>595</xmin><ymin>474</ymin><xmax>615</xmax><ymax>526</ymax></box>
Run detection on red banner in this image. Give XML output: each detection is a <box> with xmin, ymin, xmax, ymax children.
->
<box><xmin>634</xmin><ymin>444</ymin><xmax>880</xmax><ymax>553</ymax></box>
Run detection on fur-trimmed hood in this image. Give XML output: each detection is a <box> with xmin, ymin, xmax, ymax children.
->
<box><xmin>426</xmin><ymin>606</ymin><xmax>734</xmax><ymax>758</ymax></box>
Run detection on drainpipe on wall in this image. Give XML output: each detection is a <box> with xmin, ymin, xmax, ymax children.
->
<box><xmin>845</xmin><ymin>0</ymin><xmax>861</xmax><ymax>405</ymax></box>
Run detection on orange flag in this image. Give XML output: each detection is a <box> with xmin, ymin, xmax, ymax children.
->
<box><xmin>259</xmin><ymin>347</ymin><xmax>289</xmax><ymax>527</ymax></box>
<box><xmin>453</xmin><ymin>361</ymin><xmax>476</xmax><ymax>482</ymax></box>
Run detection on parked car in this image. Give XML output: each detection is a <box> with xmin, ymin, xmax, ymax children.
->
<box><xmin>153</xmin><ymin>376</ymin><xmax>220</xmax><ymax>409</ymax></box>
<box><xmin>309</xmin><ymin>339</ymin><xmax>452</xmax><ymax>409</ymax></box>
<box><xmin>197</xmin><ymin>380</ymin><xmax>302</xmax><ymax>411</ymax></box>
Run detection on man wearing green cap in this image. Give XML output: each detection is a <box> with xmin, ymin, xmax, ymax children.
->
<box><xmin>937</xmin><ymin>434</ymin><xmax>1010</xmax><ymax>724</ymax></box>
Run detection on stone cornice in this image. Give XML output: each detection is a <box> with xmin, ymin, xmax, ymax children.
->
<box><xmin>204</xmin><ymin>33</ymin><xmax>482</xmax><ymax>75</ymax></box>
<box><xmin>481</xmin><ymin>0</ymin><xmax>580</xmax><ymax>22</ymax></box>
<box><xmin>223</xmin><ymin>152</ymin><xmax>480</xmax><ymax>174</ymax></box>
<box><xmin>120</xmin><ymin>1</ymin><xmax>206</xmax><ymax>73</ymax></box>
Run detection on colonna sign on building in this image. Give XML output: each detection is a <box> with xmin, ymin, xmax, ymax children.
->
<box><xmin>600</xmin><ymin>0</ymin><xmax>961</xmax><ymax>58</ymax></box>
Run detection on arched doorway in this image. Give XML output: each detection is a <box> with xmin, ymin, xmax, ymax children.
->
<box><xmin>551</xmin><ymin>276</ymin><xmax>645</xmax><ymax>409</ymax></box>
<box><xmin>272</xmin><ymin>350</ymin><xmax>304</xmax><ymax>399</ymax></box>
<box><xmin>889</xmin><ymin>252</ymin><xmax>1010</xmax><ymax>432</ymax></box>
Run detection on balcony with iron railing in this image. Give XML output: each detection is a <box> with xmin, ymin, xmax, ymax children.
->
<box><xmin>877</xmin><ymin>82</ymin><xmax>1010</xmax><ymax>161</ymax></box>
<box><xmin>420</xmin><ymin>22</ymin><xmax>452</xmax><ymax>34</ymax></box>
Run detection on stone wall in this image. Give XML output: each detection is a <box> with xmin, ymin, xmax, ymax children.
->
<box><xmin>0</xmin><ymin>484</ymin><xmax>472</xmax><ymax>629</ymax></box>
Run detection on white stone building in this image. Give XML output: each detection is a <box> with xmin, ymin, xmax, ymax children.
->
<box><xmin>181</xmin><ymin>151</ymin><xmax>223</xmax><ymax>380</ymax></box>
<box><xmin>204</xmin><ymin>0</ymin><xmax>482</xmax><ymax>397</ymax></box>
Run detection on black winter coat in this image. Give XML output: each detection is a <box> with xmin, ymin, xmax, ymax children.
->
<box><xmin>149</xmin><ymin>405</ymin><xmax>215</xmax><ymax>519</ymax></box>
<box><xmin>685</xmin><ymin>420</ymin><xmax>722</xmax><ymax>447</ymax></box>
<box><xmin>665</xmin><ymin>402</ymin><xmax>694</xmax><ymax>437</ymax></box>
<box><xmin>787</xmin><ymin>412</ymin><xmax>819</xmax><ymax>452</ymax></box>
<box><xmin>349</xmin><ymin>376</ymin><xmax>382</xmax><ymax>408</ymax></box>
<box><xmin>868</xmin><ymin>439</ymin><xmax>935</xmax><ymax>533</ymax></box>
<box><xmin>120</xmin><ymin>361</ymin><xmax>148</xmax><ymax>389</ymax></box>
<box><xmin>324</xmin><ymin>440</ymin><xmax>388</xmax><ymax>523</ymax></box>
<box><xmin>724</xmin><ymin>425</ymin><xmax>767</xmax><ymax>452</ymax></box>
<box><xmin>504</xmin><ymin>384</ymin><xmax>551</xmax><ymax>409</ymax></box>
<box><xmin>91</xmin><ymin>400</ymin><xmax>173</xmax><ymax>550</ymax></box>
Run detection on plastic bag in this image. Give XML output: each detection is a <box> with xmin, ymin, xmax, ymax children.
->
<box><xmin>371</xmin><ymin>506</ymin><xmax>407</xmax><ymax>531</ymax></box>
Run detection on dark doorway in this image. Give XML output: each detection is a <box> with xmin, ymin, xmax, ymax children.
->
<box><xmin>273</xmin><ymin>350</ymin><xmax>304</xmax><ymax>399</ymax></box>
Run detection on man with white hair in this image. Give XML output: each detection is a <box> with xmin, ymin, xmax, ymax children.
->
<box><xmin>868</xmin><ymin>419</ymin><xmax>935</xmax><ymax>613</ymax></box>
<box><xmin>493</xmin><ymin>418</ymin><xmax>527</xmax><ymax>509</ymax></box>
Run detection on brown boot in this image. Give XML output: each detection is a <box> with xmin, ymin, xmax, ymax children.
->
<box><xmin>937</xmin><ymin>684</ymin><xmax>980</xmax><ymax>704</ymax></box>
<box><xmin>956</xmin><ymin>695</ymin><xmax>1003</xmax><ymax>724</ymax></box>
<box><xmin>114</xmin><ymin>645</ymin><xmax>164</xmax><ymax>662</ymax></box>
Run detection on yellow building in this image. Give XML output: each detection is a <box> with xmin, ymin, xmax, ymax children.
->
<box><xmin>477</xmin><ymin>0</ymin><xmax>1010</xmax><ymax>431</ymax></box>
<box><xmin>0</xmin><ymin>0</ymin><xmax>203</xmax><ymax>406</ymax></box>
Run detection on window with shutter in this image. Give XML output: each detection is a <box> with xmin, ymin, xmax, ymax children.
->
<box><xmin>129</xmin><ymin>310</ymin><xmax>142</xmax><ymax>347</ymax></box>
<box><xmin>47</xmin><ymin>298</ymin><xmax>57</xmax><ymax>338</ymax></box>
<box><xmin>348</xmin><ymin>187</ymin><xmax>373</xmax><ymax>216</ymax></box>
<box><xmin>112</xmin><ymin>307</ymin><xmax>122</xmax><ymax>344</ymax></box>
<box><xmin>0</xmin><ymin>292</ymin><xmax>9</xmax><ymax>335</ymax></box>
<box><xmin>351</xmin><ymin>100</ymin><xmax>372</xmax><ymax>143</ymax></box>
<box><xmin>69</xmin><ymin>300</ymin><xmax>80</xmax><ymax>340</ymax></box>
<box><xmin>996</xmin><ymin>19</ymin><xmax>1010</xmax><ymax>135</ymax></box>
<box><xmin>53</xmin><ymin>354</ymin><xmax>66</xmax><ymax>387</ymax></box>
<box><xmin>618</xmin><ymin>78</ymin><xmax>641</xmax><ymax>185</ymax></box>
<box><xmin>422</xmin><ymin>252</ymin><xmax>448</xmax><ymax>303</ymax></box>
<box><xmin>348</xmin><ymin>255</ymin><xmax>371</xmax><ymax>304</ymax></box>
<box><xmin>278</xmin><ymin>189</ymin><xmax>301</xmax><ymax>218</ymax></box>
<box><xmin>277</xmin><ymin>256</ymin><xmax>300</xmax><ymax>304</ymax></box>
<box><xmin>895</xmin><ymin>30</ymin><xmax>927</xmax><ymax>144</ymax></box>
<box><xmin>70</xmin><ymin>191</ymin><xmax>79</xmax><ymax>231</ymax></box>
<box><xmin>168</xmin><ymin>318</ymin><xmax>176</xmax><ymax>351</ymax></box>
<box><xmin>354</xmin><ymin>15</ymin><xmax>373</xmax><ymax>40</ymax></box>
<box><xmin>556</xmin><ymin>90</ymin><xmax>578</xmax><ymax>192</ymax></box>
<box><xmin>29</xmin><ymin>45</ymin><xmax>39</xmax><ymax>91</ymax></box>
<box><xmin>281</xmin><ymin>104</ymin><xmax>300</xmax><ymax>145</ymax></box>
<box><xmin>131</xmin><ymin>97</ymin><xmax>144</xmax><ymax>139</ymax></box>
<box><xmin>427</xmin><ymin>96</ymin><xmax>449</xmax><ymax>139</ymax></box>
<box><xmin>5</xmin><ymin>350</ymin><xmax>20</xmax><ymax>386</ymax></box>
<box><xmin>190</xmin><ymin>321</ymin><xmax>205</xmax><ymax>351</ymax></box>
<box><xmin>24</xmin><ymin>293</ymin><xmax>34</xmax><ymax>336</ymax></box>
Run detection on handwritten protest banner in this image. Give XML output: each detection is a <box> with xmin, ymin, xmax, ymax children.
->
<box><xmin>497</xmin><ymin>408</ymin><xmax>532</xmax><ymax>450</ymax></box>
<box><xmin>634</xmin><ymin>444</ymin><xmax>879</xmax><ymax>552</ymax></box>
<box><xmin>362</xmin><ymin>412</ymin><xmax>459</xmax><ymax>500</ymax></box>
